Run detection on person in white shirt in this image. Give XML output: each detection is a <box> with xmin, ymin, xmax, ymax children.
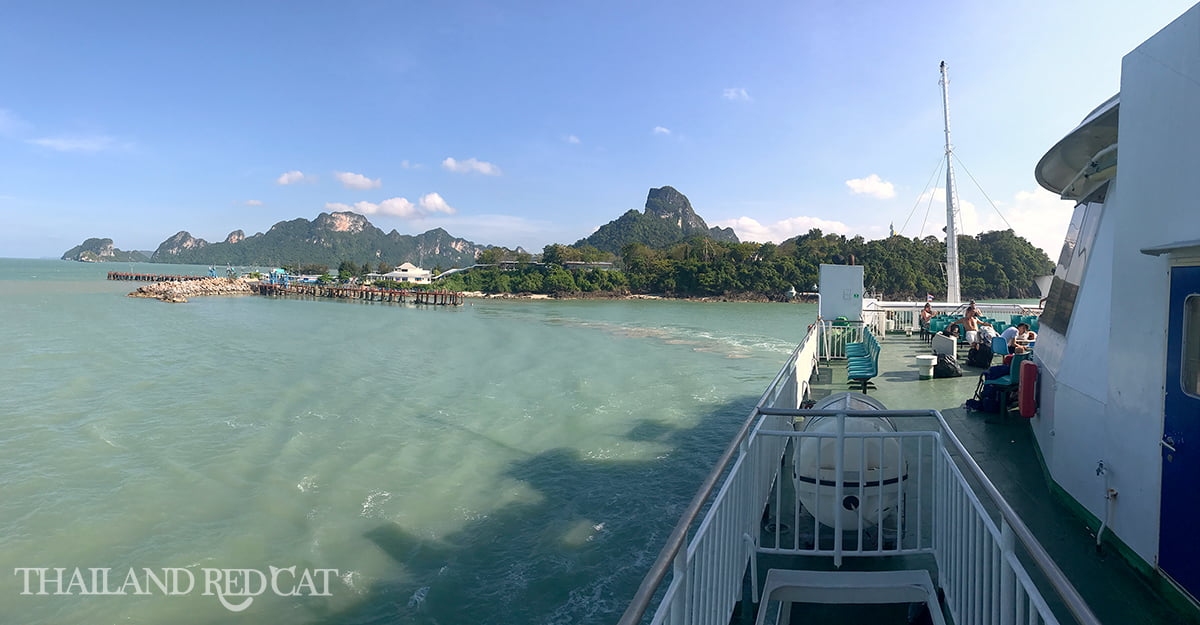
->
<box><xmin>1000</xmin><ymin>323</ymin><xmax>1031</xmax><ymax>353</ymax></box>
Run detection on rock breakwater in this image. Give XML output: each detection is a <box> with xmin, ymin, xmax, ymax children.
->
<box><xmin>128</xmin><ymin>277</ymin><xmax>254</xmax><ymax>303</ymax></box>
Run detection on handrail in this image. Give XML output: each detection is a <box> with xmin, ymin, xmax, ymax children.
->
<box><xmin>929</xmin><ymin>407</ymin><xmax>1102</xmax><ymax>625</ymax></box>
<box><xmin>614</xmin><ymin>327</ymin><xmax>816</xmax><ymax>625</ymax></box>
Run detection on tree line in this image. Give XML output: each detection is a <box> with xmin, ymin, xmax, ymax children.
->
<box><xmin>432</xmin><ymin>229</ymin><xmax>1054</xmax><ymax>300</ymax></box>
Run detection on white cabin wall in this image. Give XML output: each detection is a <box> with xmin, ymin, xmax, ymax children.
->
<box><xmin>1033</xmin><ymin>197</ymin><xmax>1117</xmax><ymax>512</ymax></box>
<box><xmin>1056</xmin><ymin>201</ymin><xmax>1116</xmax><ymax>401</ymax></box>
<box><xmin>1103</xmin><ymin>4</ymin><xmax>1200</xmax><ymax>563</ymax></box>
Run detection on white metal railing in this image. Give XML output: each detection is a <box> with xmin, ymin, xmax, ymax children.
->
<box><xmin>818</xmin><ymin>320</ymin><xmax>868</xmax><ymax>361</ymax></box>
<box><xmin>753</xmin><ymin>410</ymin><xmax>1067</xmax><ymax>625</ymax></box>
<box><xmin>868</xmin><ymin>301</ymin><xmax>1041</xmax><ymax>329</ymax></box>
<box><xmin>932</xmin><ymin>435</ymin><xmax>1062</xmax><ymax>625</ymax></box>
<box><xmin>754</xmin><ymin>422</ymin><xmax>937</xmax><ymax>563</ymax></box>
<box><xmin>617</xmin><ymin>322</ymin><xmax>1100</xmax><ymax>625</ymax></box>
<box><xmin>616</xmin><ymin>323</ymin><xmax>821</xmax><ymax>625</ymax></box>
<box><xmin>863</xmin><ymin>307</ymin><xmax>890</xmax><ymax>337</ymax></box>
<box><xmin>655</xmin><ymin>410</ymin><xmax>789</xmax><ymax>625</ymax></box>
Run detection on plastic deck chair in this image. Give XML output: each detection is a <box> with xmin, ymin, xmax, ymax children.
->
<box><xmin>984</xmin><ymin>352</ymin><xmax>1030</xmax><ymax>414</ymax></box>
<box><xmin>991</xmin><ymin>336</ymin><xmax>1009</xmax><ymax>356</ymax></box>
<box><xmin>985</xmin><ymin>352</ymin><xmax>1028</xmax><ymax>388</ymax></box>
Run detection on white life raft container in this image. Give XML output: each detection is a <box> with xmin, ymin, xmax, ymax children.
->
<box><xmin>794</xmin><ymin>392</ymin><xmax>907</xmax><ymax>530</ymax></box>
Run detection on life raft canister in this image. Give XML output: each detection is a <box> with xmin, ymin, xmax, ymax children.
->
<box><xmin>1019</xmin><ymin>359</ymin><xmax>1038</xmax><ymax>418</ymax></box>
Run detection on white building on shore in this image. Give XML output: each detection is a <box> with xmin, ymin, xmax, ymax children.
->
<box><xmin>368</xmin><ymin>262</ymin><xmax>432</xmax><ymax>284</ymax></box>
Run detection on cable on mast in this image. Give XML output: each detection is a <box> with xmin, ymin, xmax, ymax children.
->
<box><xmin>952</xmin><ymin>153</ymin><xmax>1014</xmax><ymax>231</ymax></box>
<box><xmin>901</xmin><ymin>155</ymin><xmax>948</xmax><ymax>236</ymax></box>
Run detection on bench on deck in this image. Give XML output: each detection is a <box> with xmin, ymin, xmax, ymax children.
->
<box><xmin>847</xmin><ymin>328</ymin><xmax>881</xmax><ymax>392</ymax></box>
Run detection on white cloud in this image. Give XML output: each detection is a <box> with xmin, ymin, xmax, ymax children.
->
<box><xmin>908</xmin><ymin>187</ymin><xmax>1071</xmax><ymax>256</ymax></box>
<box><xmin>565</xmin><ymin>134</ymin><xmax>581</xmax><ymax>144</ymax></box>
<box><xmin>325</xmin><ymin>199</ymin><xmax>412</xmax><ymax>217</ymax></box>
<box><xmin>378</xmin><ymin>197</ymin><xmax>418</xmax><ymax>216</ymax></box>
<box><xmin>244</xmin><ymin>200</ymin><xmax>264</xmax><ymax>207</ymax></box>
<box><xmin>334</xmin><ymin>171</ymin><xmax>382</xmax><ymax>190</ymax></box>
<box><xmin>418</xmin><ymin>192</ymin><xmax>456</xmax><ymax>214</ymax></box>
<box><xmin>967</xmin><ymin>188</ymin><xmax>1072</xmax><ymax>257</ymax></box>
<box><xmin>411</xmin><ymin>213</ymin><xmax>564</xmax><ymax>251</ymax></box>
<box><xmin>1008</xmin><ymin>190</ymin><xmax>1074</xmax><ymax>256</ymax></box>
<box><xmin>327</xmin><ymin>193</ymin><xmax>457</xmax><ymax>219</ymax></box>
<box><xmin>722</xmin><ymin>87</ymin><xmax>751</xmax><ymax>101</ymax></box>
<box><xmin>845</xmin><ymin>174</ymin><xmax>896</xmax><ymax>199</ymax></box>
<box><xmin>653</xmin><ymin>126</ymin><xmax>671</xmax><ymax>135</ymax></box>
<box><xmin>276</xmin><ymin>170</ymin><xmax>310</xmax><ymax>185</ymax></box>
<box><xmin>27</xmin><ymin>135</ymin><xmax>121</xmax><ymax>153</ymax></box>
<box><xmin>712</xmin><ymin>216</ymin><xmax>852</xmax><ymax>244</ymax></box>
<box><xmin>442</xmin><ymin>157</ymin><xmax>501</xmax><ymax>176</ymax></box>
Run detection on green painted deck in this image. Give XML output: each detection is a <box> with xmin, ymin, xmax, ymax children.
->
<box><xmin>799</xmin><ymin>333</ymin><xmax>1200</xmax><ymax>625</ymax></box>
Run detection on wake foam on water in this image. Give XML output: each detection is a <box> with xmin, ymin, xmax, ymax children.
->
<box><xmin>222</xmin><ymin>416</ymin><xmax>264</xmax><ymax>430</ymax></box>
<box><xmin>566</xmin><ymin>317</ymin><xmax>793</xmax><ymax>360</ymax></box>
<box><xmin>407</xmin><ymin>585</ymin><xmax>429</xmax><ymax>609</ymax></box>
<box><xmin>360</xmin><ymin>490</ymin><xmax>392</xmax><ymax>518</ymax></box>
<box><xmin>540</xmin><ymin>525</ymin><xmax>662</xmax><ymax>625</ymax></box>
<box><xmin>296</xmin><ymin>475</ymin><xmax>318</xmax><ymax>493</ymax></box>
<box><xmin>340</xmin><ymin>570</ymin><xmax>365</xmax><ymax>594</ymax></box>
<box><xmin>88</xmin><ymin>425</ymin><xmax>123</xmax><ymax>449</ymax></box>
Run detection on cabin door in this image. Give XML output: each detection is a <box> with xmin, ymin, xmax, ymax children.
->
<box><xmin>1160</xmin><ymin>265</ymin><xmax>1200</xmax><ymax>597</ymax></box>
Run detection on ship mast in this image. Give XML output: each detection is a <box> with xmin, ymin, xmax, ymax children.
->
<box><xmin>939</xmin><ymin>61</ymin><xmax>962</xmax><ymax>304</ymax></box>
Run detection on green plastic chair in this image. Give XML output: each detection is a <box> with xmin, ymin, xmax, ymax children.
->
<box><xmin>984</xmin><ymin>353</ymin><xmax>1029</xmax><ymax>389</ymax></box>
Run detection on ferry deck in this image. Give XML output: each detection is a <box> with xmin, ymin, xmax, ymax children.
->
<box><xmin>797</xmin><ymin>328</ymin><xmax>1194</xmax><ymax>624</ymax></box>
<box><xmin>618</xmin><ymin>307</ymin><xmax>1200</xmax><ymax>625</ymax></box>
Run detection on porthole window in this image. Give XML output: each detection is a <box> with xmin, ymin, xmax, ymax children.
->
<box><xmin>1185</xmin><ymin>294</ymin><xmax>1200</xmax><ymax>397</ymax></box>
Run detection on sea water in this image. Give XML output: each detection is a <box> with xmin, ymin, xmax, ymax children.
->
<box><xmin>0</xmin><ymin>259</ymin><xmax>813</xmax><ymax>625</ymax></box>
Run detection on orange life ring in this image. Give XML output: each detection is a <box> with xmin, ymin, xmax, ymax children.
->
<box><xmin>1019</xmin><ymin>360</ymin><xmax>1038</xmax><ymax>418</ymax></box>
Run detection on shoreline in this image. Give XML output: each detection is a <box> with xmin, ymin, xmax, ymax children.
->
<box><xmin>458</xmin><ymin>290</ymin><xmax>817</xmax><ymax>304</ymax></box>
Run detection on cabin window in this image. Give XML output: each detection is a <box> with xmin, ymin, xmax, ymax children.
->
<box><xmin>1186</xmin><ymin>294</ymin><xmax>1200</xmax><ymax>397</ymax></box>
<box><xmin>1041</xmin><ymin>191</ymin><xmax>1105</xmax><ymax>335</ymax></box>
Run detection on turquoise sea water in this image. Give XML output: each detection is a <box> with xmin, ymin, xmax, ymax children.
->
<box><xmin>0</xmin><ymin>259</ymin><xmax>813</xmax><ymax>625</ymax></box>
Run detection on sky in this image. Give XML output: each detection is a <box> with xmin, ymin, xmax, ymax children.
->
<box><xmin>2</xmin><ymin>1</ymin><xmax>1196</xmax><ymax>259</ymax></box>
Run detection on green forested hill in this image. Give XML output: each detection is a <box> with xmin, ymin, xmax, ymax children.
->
<box><xmin>145</xmin><ymin>212</ymin><xmax>486</xmax><ymax>268</ymax></box>
<box><xmin>438</xmin><ymin>229</ymin><xmax>1054</xmax><ymax>300</ymax></box>
<box><xmin>575</xmin><ymin>186</ymin><xmax>738</xmax><ymax>253</ymax></box>
<box><xmin>60</xmin><ymin>238</ymin><xmax>149</xmax><ymax>262</ymax></box>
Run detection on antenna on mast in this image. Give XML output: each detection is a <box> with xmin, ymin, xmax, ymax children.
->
<box><xmin>939</xmin><ymin>61</ymin><xmax>962</xmax><ymax>304</ymax></box>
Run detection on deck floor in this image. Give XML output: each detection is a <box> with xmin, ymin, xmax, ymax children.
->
<box><xmin>788</xmin><ymin>333</ymin><xmax>1200</xmax><ymax>625</ymax></box>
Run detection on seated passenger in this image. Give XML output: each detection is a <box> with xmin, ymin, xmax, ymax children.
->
<box><xmin>952</xmin><ymin>313</ymin><xmax>993</xmax><ymax>345</ymax></box>
<box><xmin>1000</xmin><ymin>322</ymin><xmax>1031</xmax><ymax>353</ymax></box>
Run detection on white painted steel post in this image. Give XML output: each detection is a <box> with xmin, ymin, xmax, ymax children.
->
<box><xmin>834</xmin><ymin>412</ymin><xmax>845</xmax><ymax>568</ymax></box>
<box><xmin>1000</xmin><ymin>519</ymin><xmax>1015</xmax><ymax>625</ymax></box>
<box><xmin>670</xmin><ymin>548</ymin><xmax>688</xmax><ymax>625</ymax></box>
<box><xmin>743</xmin><ymin>533</ymin><xmax>758</xmax><ymax>604</ymax></box>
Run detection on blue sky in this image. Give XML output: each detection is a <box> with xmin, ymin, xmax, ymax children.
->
<box><xmin>2</xmin><ymin>1</ymin><xmax>1195</xmax><ymax>259</ymax></box>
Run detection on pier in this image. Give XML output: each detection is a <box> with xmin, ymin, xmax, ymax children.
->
<box><xmin>108</xmin><ymin>272</ymin><xmax>208</xmax><ymax>282</ymax></box>
<box><xmin>250</xmin><ymin>283</ymin><xmax>463</xmax><ymax>306</ymax></box>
